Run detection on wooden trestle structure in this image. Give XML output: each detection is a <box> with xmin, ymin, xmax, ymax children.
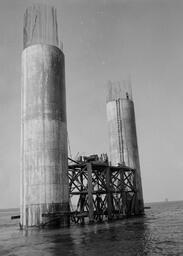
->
<box><xmin>68</xmin><ymin>159</ymin><xmax>140</xmax><ymax>225</ymax></box>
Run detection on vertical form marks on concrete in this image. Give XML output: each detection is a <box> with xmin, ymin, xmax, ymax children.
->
<box><xmin>21</xmin><ymin>4</ymin><xmax>69</xmax><ymax>228</ymax></box>
<box><xmin>106</xmin><ymin>81</ymin><xmax>144</xmax><ymax>213</ymax></box>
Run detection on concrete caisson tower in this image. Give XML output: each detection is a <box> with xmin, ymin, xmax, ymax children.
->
<box><xmin>106</xmin><ymin>81</ymin><xmax>144</xmax><ymax>214</ymax></box>
<box><xmin>20</xmin><ymin>4</ymin><xmax>69</xmax><ymax>227</ymax></box>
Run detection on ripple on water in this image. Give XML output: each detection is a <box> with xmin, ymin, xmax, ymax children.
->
<box><xmin>0</xmin><ymin>202</ymin><xmax>183</xmax><ymax>256</ymax></box>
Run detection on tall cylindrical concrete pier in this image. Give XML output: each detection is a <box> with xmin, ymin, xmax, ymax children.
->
<box><xmin>20</xmin><ymin>4</ymin><xmax>69</xmax><ymax>228</ymax></box>
<box><xmin>106</xmin><ymin>81</ymin><xmax>144</xmax><ymax>214</ymax></box>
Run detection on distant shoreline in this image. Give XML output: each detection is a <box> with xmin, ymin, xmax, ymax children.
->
<box><xmin>145</xmin><ymin>200</ymin><xmax>183</xmax><ymax>204</ymax></box>
<box><xmin>0</xmin><ymin>200</ymin><xmax>183</xmax><ymax>212</ymax></box>
<box><xmin>0</xmin><ymin>208</ymin><xmax>19</xmax><ymax>212</ymax></box>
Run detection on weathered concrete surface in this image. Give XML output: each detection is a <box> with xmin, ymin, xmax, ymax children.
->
<box><xmin>20</xmin><ymin>44</ymin><xmax>69</xmax><ymax>227</ymax></box>
<box><xmin>107</xmin><ymin>101</ymin><xmax>120</xmax><ymax>165</ymax></box>
<box><xmin>106</xmin><ymin>83</ymin><xmax>144</xmax><ymax>214</ymax></box>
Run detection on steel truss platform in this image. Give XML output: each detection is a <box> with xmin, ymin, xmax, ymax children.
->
<box><xmin>68</xmin><ymin>161</ymin><xmax>140</xmax><ymax>224</ymax></box>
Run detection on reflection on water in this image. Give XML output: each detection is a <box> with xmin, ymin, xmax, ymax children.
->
<box><xmin>69</xmin><ymin>219</ymin><xmax>150</xmax><ymax>256</ymax></box>
<box><xmin>0</xmin><ymin>201</ymin><xmax>183</xmax><ymax>256</ymax></box>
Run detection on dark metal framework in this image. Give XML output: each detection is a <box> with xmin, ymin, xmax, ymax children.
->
<box><xmin>68</xmin><ymin>161</ymin><xmax>140</xmax><ymax>224</ymax></box>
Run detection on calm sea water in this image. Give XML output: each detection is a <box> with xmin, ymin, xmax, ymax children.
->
<box><xmin>0</xmin><ymin>201</ymin><xmax>183</xmax><ymax>256</ymax></box>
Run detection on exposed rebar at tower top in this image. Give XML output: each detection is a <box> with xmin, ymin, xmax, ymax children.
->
<box><xmin>23</xmin><ymin>3</ymin><xmax>59</xmax><ymax>49</ymax></box>
<box><xmin>106</xmin><ymin>80</ymin><xmax>133</xmax><ymax>102</ymax></box>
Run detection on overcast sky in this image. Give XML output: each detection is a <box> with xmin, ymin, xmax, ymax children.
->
<box><xmin>0</xmin><ymin>0</ymin><xmax>183</xmax><ymax>208</ymax></box>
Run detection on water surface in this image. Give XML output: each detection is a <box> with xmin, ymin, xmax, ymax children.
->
<box><xmin>0</xmin><ymin>201</ymin><xmax>183</xmax><ymax>256</ymax></box>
